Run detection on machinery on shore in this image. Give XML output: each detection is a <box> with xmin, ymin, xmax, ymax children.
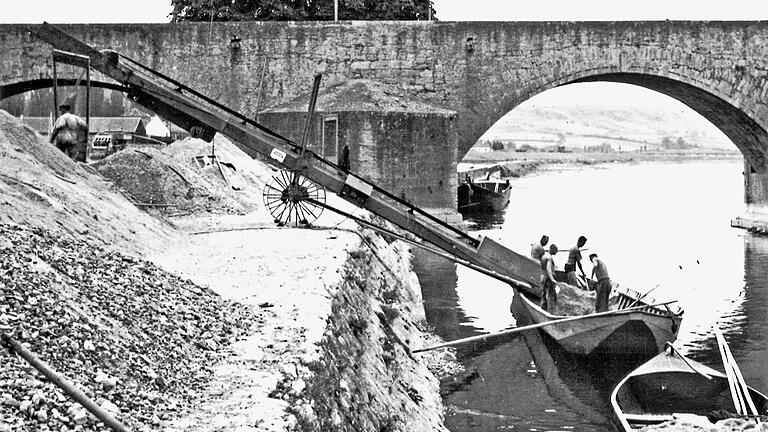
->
<box><xmin>32</xmin><ymin>22</ymin><xmax>543</xmax><ymax>297</ymax></box>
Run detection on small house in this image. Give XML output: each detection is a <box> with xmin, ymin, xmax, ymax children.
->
<box><xmin>258</xmin><ymin>80</ymin><xmax>459</xmax><ymax>211</ymax></box>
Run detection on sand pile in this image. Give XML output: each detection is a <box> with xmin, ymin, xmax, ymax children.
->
<box><xmin>163</xmin><ymin>134</ymin><xmax>273</xmax><ymax>202</ymax></box>
<box><xmin>0</xmin><ymin>110</ymin><xmax>174</xmax><ymax>255</ymax></box>
<box><xmin>93</xmin><ymin>134</ymin><xmax>276</xmax><ymax>218</ymax></box>
<box><xmin>92</xmin><ymin>147</ymin><xmax>247</xmax><ymax>215</ymax></box>
<box><xmin>552</xmin><ymin>283</ymin><xmax>619</xmax><ymax>316</ymax></box>
<box><xmin>0</xmin><ymin>223</ymin><xmax>254</xmax><ymax>431</ymax></box>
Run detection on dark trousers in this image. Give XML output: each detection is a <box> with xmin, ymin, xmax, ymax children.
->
<box><xmin>595</xmin><ymin>278</ymin><xmax>612</xmax><ymax>312</ymax></box>
<box><xmin>55</xmin><ymin>142</ymin><xmax>75</xmax><ymax>159</ymax></box>
<box><xmin>541</xmin><ymin>279</ymin><xmax>557</xmax><ymax>312</ymax></box>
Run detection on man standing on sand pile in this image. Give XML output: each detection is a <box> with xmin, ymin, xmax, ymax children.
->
<box><xmin>565</xmin><ymin>236</ymin><xmax>588</xmax><ymax>290</ymax></box>
<box><xmin>531</xmin><ymin>234</ymin><xmax>549</xmax><ymax>262</ymax></box>
<box><xmin>589</xmin><ymin>253</ymin><xmax>612</xmax><ymax>312</ymax></box>
<box><xmin>49</xmin><ymin>104</ymin><xmax>87</xmax><ymax>161</ymax></box>
<box><xmin>540</xmin><ymin>244</ymin><xmax>558</xmax><ymax>312</ymax></box>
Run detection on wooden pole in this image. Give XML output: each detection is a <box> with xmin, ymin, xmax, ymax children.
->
<box><xmin>715</xmin><ymin>329</ymin><xmax>746</xmax><ymax>415</ymax></box>
<box><xmin>85</xmin><ymin>59</ymin><xmax>90</xmax><ymax>162</ymax></box>
<box><xmin>627</xmin><ymin>284</ymin><xmax>660</xmax><ymax>309</ymax></box>
<box><xmin>412</xmin><ymin>301</ymin><xmax>678</xmax><ymax>353</ymax></box>
<box><xmin>715</xmin><ymin>328</ymin><xmax>760</xmax><ymax>420</ymax></box>
<box><xmin>52</xmin><ymin>59</ymin><xmax>58</xmax><ymax>117</ymax></box>
<box><xmin>1</xmin><ymin>333</ymin><xmax>132</xmax><ymax>432</ymax></box>
<box><xmin>299</xmin><ymin>74</ymin><xmax>322</xmax><ymax>155</ymax></box>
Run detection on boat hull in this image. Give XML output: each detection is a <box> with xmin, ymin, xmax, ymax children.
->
<box><xmin>458</xmin><ymin>180</ymin><xmax>511</xmax><ymax>212</ymax></box>
<box><xmin>514</xmin><ymin>290</ymin><xmax>682</xmax><ymax>358</ymax></box>
<box><xmin>611</xmin><ymin>348</ymin><xmax>768</xmax><ymax>431</ymax></box>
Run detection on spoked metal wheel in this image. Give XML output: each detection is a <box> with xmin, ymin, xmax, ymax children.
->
<box><xmin>262</xmin><ymin>169</ymin><xmax>326</xmax><ymax>227</ymax></box>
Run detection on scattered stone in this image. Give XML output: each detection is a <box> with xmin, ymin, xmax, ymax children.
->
<box><xmin>2</xmin><ymin>396</ymin><xmax>20</xmax><ymax>408</ymax></box>
<box><xmin>0</xmin><ymin>224</ymin><xmax>254</xmax><ymax>431</ymax></box>
<box><xmin>35</xmin><ymin>408</ymin><xmax>48</xmax><ymax>421</ymax></box>
<box><xmin>73</xmin><ymin>408</ymin><xmax>89</xmax><ymax>424</ymax></box>
<box><xmin>99</xmin><ymin>399</ymin><xmax>120</xmax><ymax>416</ymax></box>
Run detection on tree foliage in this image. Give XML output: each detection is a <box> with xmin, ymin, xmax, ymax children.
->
<box><xmin>170</xmin><ymin>0</ymin><xmax>436</xmax><ymax>22</ymax></box>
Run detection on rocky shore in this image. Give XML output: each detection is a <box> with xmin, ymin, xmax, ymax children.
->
<box><xmin>0</xmin><ymin>223</ymin><xmax>253</xmax><ymax>431</ymax></box>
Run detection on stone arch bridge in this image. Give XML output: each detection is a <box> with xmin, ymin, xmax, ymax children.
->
<box><xmin>2</xmin><ymin>21</ymin><xmax>768</xmax><ymax>211</ymax></box>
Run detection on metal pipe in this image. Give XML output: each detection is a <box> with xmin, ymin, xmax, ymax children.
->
<box><xmin>1</xmin><ymin>333</ymin><xmax>132</xmax><ymax>432</ymax></box>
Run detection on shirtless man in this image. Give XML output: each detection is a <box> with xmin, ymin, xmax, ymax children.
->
<box><xmin>565</xmin><ymin>236</ymin><xmax>588</xmax><ymax>289</ymax></box>
<box><xmin>540</xmin><ymin>244</ymin><xmax>558</xmax><ymax>311</ymax></box>
<box><xmin>590</xmin><ymin>253</ymin><xmax>612</xmax><ymax>312</ymax></box>
<box><xmin>530</xmin><ymin>235</ymin><xmax>549</xmax><ymax>262</ymax></box>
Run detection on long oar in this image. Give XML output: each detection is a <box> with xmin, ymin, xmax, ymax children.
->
<box><xmin>715</xmin><ymin>328</ymin><xmax>746</xmax><ymax>415</ymax></box>
<box><xmin>412</xmin><ymin>300</ymin><xmax>677</xmax><ymax>354</ymax></box>
<box><xmin>715</xmin><ymin>328</ymin><xmax>760</xmax><ymax>420</ymax></box>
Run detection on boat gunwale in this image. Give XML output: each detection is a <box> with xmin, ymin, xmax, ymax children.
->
<box><xmin>610</xmin><ymin>347</ymin><xmax>768</xmax><ymax>431</ymax></box>
<box><xmin>516</xmin><ymin>287</ymin><xmax>684</xmax><ymax>323</ymax></box>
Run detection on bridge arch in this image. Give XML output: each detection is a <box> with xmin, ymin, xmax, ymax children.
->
<box><xmin>0</xmin><ymin>79</ymin><xmax>127</xmax><ymax>101</ymax></box>
<box><xmin>464</xmin><ymin>69</ymin><xmax>766</xmax><ymax>171</ymax></box>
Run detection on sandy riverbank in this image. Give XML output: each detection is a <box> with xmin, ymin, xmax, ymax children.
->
<box><xmin>150</xmin><ymin>215</ymin><xmax>450</xmax><ymax>431</ymax></box>
<box><xmin>457</xmin><ymin>150</ymin><xmax>743</xmax><ymax>189</ymax></box>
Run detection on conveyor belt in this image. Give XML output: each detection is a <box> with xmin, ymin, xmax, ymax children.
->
<box><xmin>32</xmin><ymin>22</ymin><xmax>544</xmax><ymax>296</ymax></box>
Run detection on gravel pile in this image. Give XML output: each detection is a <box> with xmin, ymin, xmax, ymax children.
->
<box><xmin>0</xmin><ymin>223</ymin><xmax>254</xmax><ymax>431</ymax></box>
<box><xmin>92</xmin><ymin>148</ymin><xmax>247</xmax><ymax>216</ymax></box>
<box><xmin>92</xmin><ymin>134</ymin><xmax>275</xmax><ymax>218</ymax></box>
<box><xmin>0</xmin><ymin>110</ymin><xmax>174</xmax><ymax>256</ymax></box>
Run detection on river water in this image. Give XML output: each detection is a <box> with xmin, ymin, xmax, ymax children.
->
<box><xmin>414</xmin><ymin>160</ymin><xmax>768</xmax><ymax>431</ymax></box>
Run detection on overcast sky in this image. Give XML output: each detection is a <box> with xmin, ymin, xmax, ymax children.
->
<box><xmin>2</xmin><ymin>0</ymin><xmax>768</xmax><ymax>23</ymax></box>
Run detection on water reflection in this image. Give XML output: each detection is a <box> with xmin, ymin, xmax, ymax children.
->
<box><xmin>460</xmin><ymin>210</ymin><xmax>506</xmax><ymax>231</ymax></box>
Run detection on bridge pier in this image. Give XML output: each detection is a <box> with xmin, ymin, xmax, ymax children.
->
<box><xmin>732</xmin><ymin>159</ymin><xmax>768</xmax><ymax>233</ymax></box>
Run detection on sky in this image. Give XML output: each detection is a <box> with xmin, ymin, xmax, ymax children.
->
<box><xmin>2</xmin><ymin>0</ymin><xmax>768</xmax><ymax>24</ymax></box>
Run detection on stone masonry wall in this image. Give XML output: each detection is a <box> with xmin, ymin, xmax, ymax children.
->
<box><xmin>259</xmin><ymin>110</ymin><xmax>458</xmax><ymax>209</ymax></box>
<box><xmin>3</xmin><ymin>22</ymin><xmax>768</xmax><ymax>163</ymax></box>
<box><xmin>288</xmin><ymin>227</ymin><xmax>448</xmax><ymax>432</ymax></box>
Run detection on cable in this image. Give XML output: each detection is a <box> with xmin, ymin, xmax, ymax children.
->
<box><xmin>305</xmin><ymin>197</ymin><xmax>533</xmax><ymax>291</ymax></box>
<box><xmin>116</xmin><ymin>54</ymin><xmax>474</xmax><ymax>243</ymax></box>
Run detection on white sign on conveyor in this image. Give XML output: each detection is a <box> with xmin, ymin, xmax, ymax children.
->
<box><xmin>270</xmin><ymin>148</ymin><xmax>287</xmax><ymax>163</ymax></box>
<box><xmin>345</xmin><ymin>174</ymin><xmax>374</xmax><ymax>197</ymax></box>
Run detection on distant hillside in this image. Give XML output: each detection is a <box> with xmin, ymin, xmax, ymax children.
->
<box><xmin>480</xmin><ymin>105</ymin><xmax>735</xmax><ymax>151</ymax></box>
